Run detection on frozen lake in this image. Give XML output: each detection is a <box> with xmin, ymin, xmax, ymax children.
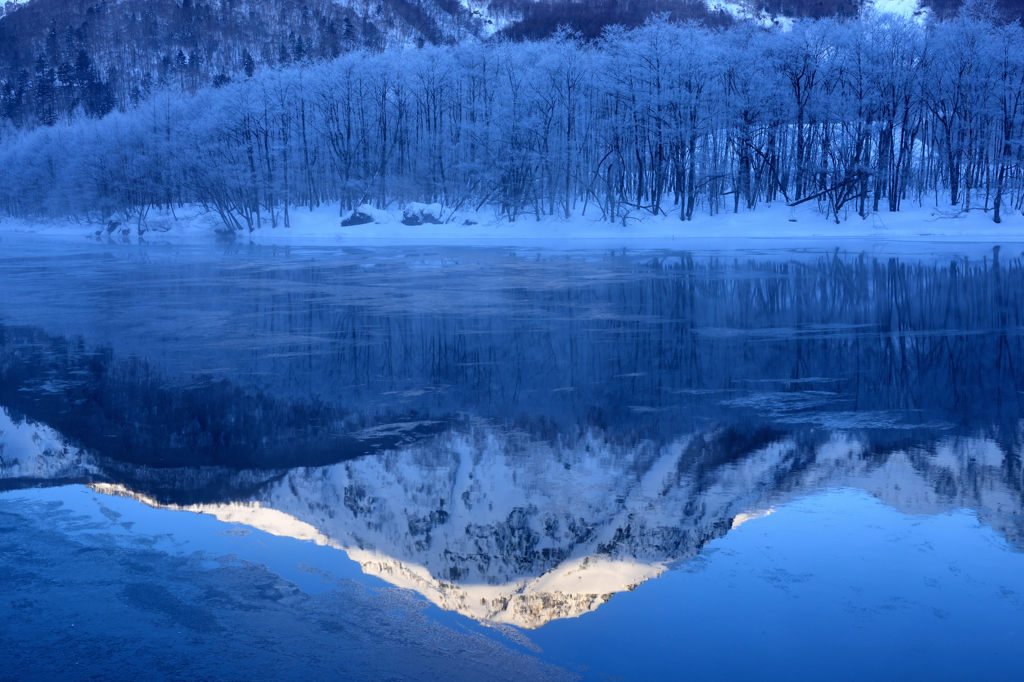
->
<box><xmin>1</xmin><ymin>233</ymin><xmax>1023</xmax><ymax>680</ymax></box>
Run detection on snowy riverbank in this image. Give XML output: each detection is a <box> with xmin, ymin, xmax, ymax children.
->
<box><xmin>3</xmin><ymin>201</ymin><xmax>1024</xmax><ymax>253</ymax></box>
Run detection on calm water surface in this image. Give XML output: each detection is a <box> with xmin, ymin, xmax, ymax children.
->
<box><xmin>1</xmin><ymin>233</ymin><xmax>1023</xmax><ymax>680</ymax></box>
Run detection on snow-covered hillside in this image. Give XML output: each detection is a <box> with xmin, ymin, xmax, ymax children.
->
<box><xmin>460</xmin><ymin>0</ymin><xmax>518</xmax><ymax>37</ymax></box>
<box><xmin>863</xmin><ymin>0</ymin><xmax>929</xmax><ymax>21</ymax></box>
<box><xmin>0</xmin><ymin>0</ymin><xmax>29</xmax><ymax>19</ymax></box>
<box><xmin>705</xmin><ymin>1</ymin><xmax>794</xmax><ymax>30</ymax></box>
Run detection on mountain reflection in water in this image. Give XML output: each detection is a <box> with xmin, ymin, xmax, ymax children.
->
<box><xmin>0</xmin><ymin>245</ymin><xmax>1022</xmax><ymax>628</ymax></box>
<box><xmin>3</xmin><ymin>409</ymin><xmax>1022</xmax><ymax>628</ymax></box>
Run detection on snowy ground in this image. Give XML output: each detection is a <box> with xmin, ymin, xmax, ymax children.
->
<box><xmin>3</xmin><ymin>201</ymin><xmax>1023</xmax><ymax>254</ymax></box>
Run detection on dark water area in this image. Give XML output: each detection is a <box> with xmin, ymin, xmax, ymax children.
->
<box><xmin>1</xmin><ymin>235</ymin><xmax>1023</xmax><ymax>680</ymax></box>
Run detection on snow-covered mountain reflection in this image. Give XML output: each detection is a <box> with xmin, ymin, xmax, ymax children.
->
<box><xmin>4</xmin><ymin>408</ymin><xmax>1021</xmax><ymax>628</ymax></box>
<box><xmin>2</xmin><ymin>246</ymin><xmax>1023</xmax><ymax>627</ymax></box>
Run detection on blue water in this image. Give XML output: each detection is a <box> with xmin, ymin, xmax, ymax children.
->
<box><xmin>1</xmin><ymin>234</ymin><xmax>1022</xmax><ymax>680</ymax></box>
<box><xmin>533</xmin><ymin>489</ymin><xmax>1024</xmax><ymax>681</ymax></box>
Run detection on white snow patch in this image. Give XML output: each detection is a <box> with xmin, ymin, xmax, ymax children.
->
<box><xmin>0</xmin><ymin>407</ymin><xmax>95</xmax><ymax>479</ymax></box>
<box><xmin>91</xmin><ymin>482</ymin><xmax>343</xmax><ymax>548</ymax></box>
<box><xmin>344</xmin><ymin>203</ymin><xmax>398</xmax><ymax>226</ymax></box>
<box><xmin>460</xmin><ymin>0</ymin><xmax>516</xmax><ymax>38</ymax></box>
<box><xmin>7</xmin><ymin>199</ymin><xmax>1024</xmax><ymax>257</ymax></box>
<box><xmin>731</xmin><ymin>508</ymin><xmax>774</xmax><ymax>529</ymax></box>
<box><xmin>862</xmin><ymin>0</ymin><xmax>930</xmax><ymax>23</ymax></box>
<box><xmin>0</xmin><ymin>0</ymin><xmax>30</xmax><ymax>18</ymax></box>
<box><xmin>706</xmin><ymin>0</ymin><xmax>793</xmax><ymax>30</ymax></box>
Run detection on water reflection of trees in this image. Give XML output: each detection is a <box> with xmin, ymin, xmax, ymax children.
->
<box><xmin>0</xmin><ymin>325</ymin><xmax>444</xmax><ymax>468</ymax></box>
<box><xmin>1</xmin><ymin>250</ymin><xmax>1022</xmax><ymax>470</ymax></box>
<box><xmin>228</xmin><ymin>249</ymin><xmax>1024</xmax><ymax>430</ymax></box>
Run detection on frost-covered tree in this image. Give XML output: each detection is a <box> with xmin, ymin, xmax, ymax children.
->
<box><xmin>2</xmin><ymin>13</ymin><xmax>1023</xmax><ymax>228</ymax></box>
